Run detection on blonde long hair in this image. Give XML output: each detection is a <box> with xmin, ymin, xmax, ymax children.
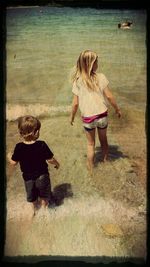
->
<box><xmin>72</xmin><ymin>50</ymin><xmax>99</xmax><ymax>91</ymax></box>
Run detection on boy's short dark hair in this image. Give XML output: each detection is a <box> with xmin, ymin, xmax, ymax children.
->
<box><xmin>18</xmin><ymin>115</ymin><xmax>41</xmax><ymax>141</ymax></box>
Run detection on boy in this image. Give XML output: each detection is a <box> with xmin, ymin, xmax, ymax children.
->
<box><xmin>7</xmin><ymin>115</ymin><xmax>60</xmax><ymax>216</ymax></box>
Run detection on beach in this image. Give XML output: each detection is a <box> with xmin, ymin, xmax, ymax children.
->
<box><xmin>5</xmin><ymin>103</ymin><xmax>146</xmax><ymax>260</ymax></box>
<box><xmin>4</xmin><ymin>6</ymin><xmax>147</xmax><ymax>261</ymax></box>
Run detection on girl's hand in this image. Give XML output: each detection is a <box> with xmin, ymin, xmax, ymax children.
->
<box><xmin>70</xmin><ymin>119</ymin><xmax>74</xmax><ymax>126</ymax></box>
<box><xmin>70</xmin><ymin>116</ymin><xmax>74</xmax><ymax>125</ymax></box>
<box><xmin>116</xmin><ymin>109</ymin><xmax>121</xmax><ymax>118</ymax></box>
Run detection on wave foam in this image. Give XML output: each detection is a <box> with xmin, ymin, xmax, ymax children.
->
<box><xmin>6</xmin><ymin>104</ymin><xmax>71</xmax><ymax>121</ymax></box>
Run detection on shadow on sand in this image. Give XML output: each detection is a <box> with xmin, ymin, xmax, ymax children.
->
<box><xmin>95</xmin><ymin>144</ymin><xmax>129</xmax><ymax>165</ymax></box>
<box><xmin>52</xmin><ymin>183</ymin><xmax>73</xmax><ymax>206</ymax></box>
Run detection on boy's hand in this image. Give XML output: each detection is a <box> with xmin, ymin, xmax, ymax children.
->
<box><xmin>54</xmin><ymin>162</ymin><xmax>60</xmax><ymax>169</ymax></box>
<box><xmin>7</xmin><ymin>152</ymin><xmax>12</xmax><ymax>162</ymax></box>
<box><xmin>7</xmin><ymin>152</ymin><xmax>18</xmax><ymax>166</ymax></box>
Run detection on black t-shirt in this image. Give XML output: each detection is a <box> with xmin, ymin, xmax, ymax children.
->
<box><xmin>11</xmin><ymin>140</ymin><xmax>54</xmax><ymax>181</ymax></box>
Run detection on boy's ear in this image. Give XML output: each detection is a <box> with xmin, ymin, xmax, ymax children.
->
<box><xmin>35</xmin><ymin>130</ymin><xmax>40</xmax><ymax>137</ymax></box>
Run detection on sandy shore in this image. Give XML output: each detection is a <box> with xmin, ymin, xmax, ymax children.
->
<box><xmin>4</xmin><ymin>104</ymin><xmax>147</xmax><ymax>262</ymax></box>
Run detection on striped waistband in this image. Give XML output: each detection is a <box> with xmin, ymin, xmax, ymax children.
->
<box><xmin>82</xmin><ymin>110</ymin><xmax>108</xmax><ymax>123</ymax></box>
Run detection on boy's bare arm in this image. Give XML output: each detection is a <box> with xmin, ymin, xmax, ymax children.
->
<box><xmin>103</xmin><ymin>86</ymin><xmax>121</xmax><ymax>117</ymax></box>
<box><xmin>47</xmin><ymin>157</ymin><xmax>60</xmax><ymax>169</ymax></box>
<box><xmin>7</xmin><ymin>152</ymin><xmax>18</xmax><ymax>177</ymax></box>
<box><xmin>7</xmin><ymin>152</ymin><xmax>18</xmax><ymax>166</ymax></box>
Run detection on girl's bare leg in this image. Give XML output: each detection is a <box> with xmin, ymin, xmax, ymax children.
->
<box><xmin>85</xmin><ymin>128</ymin><xmax>96</xmax><ymax>172</ymax></box>
<box><xmin>97</xmin><ymin>127</ymin><xmax>108</xmax><ymax>162</ymax></box>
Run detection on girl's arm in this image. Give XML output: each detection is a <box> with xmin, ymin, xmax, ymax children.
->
<box><xmin>70</xmin><ymin>94</ymin><xmax>79</xmax><ymax>125</ymax></box>
<box><xmin>103</xmin><ymin>86</ymin><xmax>121</xmax><ymax>118</ymax></box>
<box><xmin>47</xmin><ymin>157</ymin><xmax>60</xmax><ymax>169</ymax></box>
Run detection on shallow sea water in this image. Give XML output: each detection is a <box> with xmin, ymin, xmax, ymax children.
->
<box><xmin>6</xmin><ymin>7</ymin><xmax>147</xmax><ymax>120</ymax></box>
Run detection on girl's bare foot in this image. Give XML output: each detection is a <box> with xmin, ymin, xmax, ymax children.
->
<box><xmin>101</xmin><ymin>155</ymin><xmax>108</xmax><ymax>163</ymax></box>
<box><xmin>86</xmin><ymin>160</ymin><xmax>94</xmax><ymax>175</ymax></box>
<box><xmin>101</xmin><ymin>158</ymin><xmax>107</xmax><ymax>163</ymax></box>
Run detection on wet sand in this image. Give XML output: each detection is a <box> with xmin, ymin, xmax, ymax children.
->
<box><xmin>4</xmin><ymin>104</ymin><xmax>147</xmax><ymax>262</ymax></box>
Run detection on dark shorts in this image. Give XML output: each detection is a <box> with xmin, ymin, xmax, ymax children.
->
<box><xmin>24</xmin><ymin>173</ymin><xmax>52</xmax><ymax>202</ymax></box>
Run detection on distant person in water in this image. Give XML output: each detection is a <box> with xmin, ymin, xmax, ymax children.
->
<box><xmin>70</xmin><ymin>50</ymin><xmax>121</xmax><ymax>173</ymax></box>
<box><xmin>7</xmin><ymin>115</ymin><xmax>60</xmax><ymax>216</ymax></box>
<box><xmin>118</xmin><ymin>21</ymin><xmax>133</xmax><ymax>29</ymax></box>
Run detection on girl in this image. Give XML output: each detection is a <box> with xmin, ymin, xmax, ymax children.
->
<box><xmin>70</xmin><ymin>50</ymin><xmax>121</xmax><ymax>172</ymax></box>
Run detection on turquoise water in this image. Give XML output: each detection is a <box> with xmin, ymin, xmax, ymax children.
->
<box><xmin>6</xmin><ymin>7</ymin><xmax>147</xmax><ymax>119</ymax></box>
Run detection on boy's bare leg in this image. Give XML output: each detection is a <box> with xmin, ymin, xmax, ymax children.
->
<box><xmin>29</xmin><ymin>199</ymin><xmax>42</xmax><ymax>217</ymax></box>
<box><xmin>85</xmin><ymin>128</ymin><xmax>96</xmax><ymax>173</ymax></box>
<box><xmin>36</xmin><ymin>199</ymin><xmax>49</xmax><ymax>216</ymax></box>
<box><xmin>97</xmin><ymin>127</ymin><xmax>108</xmax><ymax>162</ymax></box>
<box><xmin>40</xmin><ymin>199</ymin><xmax>48</xmax><ymax>208</ymax></box>
<box><xmin>31</xmin><ymin>200</ymin><xmax>38</xmax><ymax>217</ymax></box>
